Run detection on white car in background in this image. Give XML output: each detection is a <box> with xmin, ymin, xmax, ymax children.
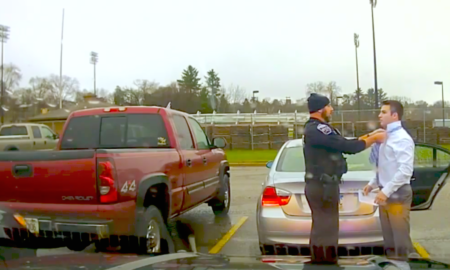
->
<box><xmin>256</xmin><ymin>138</ymin><xmax>450</xmax><ymax>256</ymax></box>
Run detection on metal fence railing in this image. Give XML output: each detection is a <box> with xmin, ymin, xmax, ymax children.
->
<box><xmin>192</xmin><ymin>108</ymin><xmax>450</xmax><ymax>126</ymax></box>
<box><xmin>195</xmin><ymin>108</ymin><xmax>450</xmax><ymax>148</ymax></box>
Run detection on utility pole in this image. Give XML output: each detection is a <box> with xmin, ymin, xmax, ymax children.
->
<box><xmin>59</xmin><ymin>9</ymin><xmax>65</xmax><ymax>109</ymax></box>
<box><xmin>0</xmin><ymin>24</ymin><xmax>10</xmax><ymax>125</ymax></box>
<box><xmin>370</xmin><ymin>0</ymin><xmax>379</xmax><ymax>109</ymax></box>
<box><xmin>354</xmin><ymin>33</ymin><xmax>361</xmax><ymax>121</ymax></box>
<box><xmin>90</xmin><ymin>52</ymin><xmax>98</xmax><ymax>95</ymax></box>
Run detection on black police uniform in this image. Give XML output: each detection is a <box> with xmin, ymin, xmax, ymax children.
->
<box><xmin>303</xmin><ymin>117</ymin><xmax>366</xmax><ymax>264</ymax></box>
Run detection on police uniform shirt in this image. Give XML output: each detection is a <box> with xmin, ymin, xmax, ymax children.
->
<box><xmin>303</xmin><ymin>117</ymin><xmax>366</xmax><ymax>181</ymax></box>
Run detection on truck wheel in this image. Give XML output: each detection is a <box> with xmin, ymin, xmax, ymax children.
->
<box><xmin>66</xmin><ymin>240</ymin><xmax>90</xmax><ymax>252</ymax></box>
<box><xmin>210</xmin><ymin>174</ymin><xmax>231</xmax><ymax>216</ymax></box>
<box><xmin>136</xmin><ymin>205</ymin><xmax>174</xmax><ymax>255</ymax></box>
<box><xmin>94</xmin><ymin>238</ymin><xmax>110</xmax><ymax>252</ymax></box>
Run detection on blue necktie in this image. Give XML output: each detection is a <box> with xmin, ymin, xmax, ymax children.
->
<box><xmin>369</xmin><ymin>126</ymin><xmax>403</xmax><ymax>164</ymax></box>
<box><xmin>369</xmin><ymin>143</ymin><xmax>380</xmax><ymax>166</ymax></box>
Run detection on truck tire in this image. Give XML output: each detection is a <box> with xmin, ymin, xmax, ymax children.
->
<box><xmin>66</xmin><ymin>240</ymin><xmax>90</xmax><ymax>252</ymax></box>
<box><xmin>210</xmin><ymin>174</ymin><xmax>231</xmax><ymax>216</ymax></box>
<box><xmin>94</xmin><ymin>238</ymin><xmax>110</xmax><ymax>252</ymax></box>
<box><xmin>136</xmin><ymin>205</ymin><xmax>174</xmax><ymax>255</ymax></box>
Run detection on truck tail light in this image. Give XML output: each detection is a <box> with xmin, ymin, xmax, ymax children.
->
<box><xmin>261</xmin><ymin>186</ymin><xmax>291</xmax><ymax>206</ymax></box>
<box><xmin>104</xmin><ymin>107</ymin><xmax>126</xmax><ymax>112</ymax></box>
<box><xmin>97</xmin><ymin>159</ymin><xmax>118</xmax><ymax>203</ymax></box>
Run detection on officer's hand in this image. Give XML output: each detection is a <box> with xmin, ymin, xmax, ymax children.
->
<box><xmin>359</xmin><ymin>129</ymin><xmax>384</xmax><ymax>140</ymax></box>
<box><xmin>369</xmin><ymin>128</ymin><xmax>385</xmax><ymax>136</ymax></box>
<box><xmin>372</xmin><ymin>131</ymin><xmax>386</xmax><ymax>143</ymax></box>
<box><xmin>363</xmin><ymin>184</ymin><xmax>373</xmax><ymax>196</ymax></box>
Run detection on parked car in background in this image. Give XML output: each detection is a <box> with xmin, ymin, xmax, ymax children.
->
<box><xmin>0</xmin><ymin>106</ymin><xmax>230</xmax><ymax>255</ymax></box>
<box><xmin>257</xmin><ymin>138</ymin><xmax>450</xmax><ymax>256</ymax></box>
<box><xmin>0</xmin><ymin>123</ymin><xmax>59</xmax><ymax>151</ymax></box>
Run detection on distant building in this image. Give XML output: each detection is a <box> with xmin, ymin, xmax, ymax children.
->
<box><xmin>28</xmin><ymin>94</ymin><xmax>114</xmax><ymax>134</ymax></box>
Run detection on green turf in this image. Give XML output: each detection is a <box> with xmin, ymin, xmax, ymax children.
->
<box><xmin>225</xmin><ymin>149</ymin><xmax>278</xmax><ymax>163</ymax></box>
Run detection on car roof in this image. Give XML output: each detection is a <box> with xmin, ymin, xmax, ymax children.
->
<box><xmin>70</xmin><ymin>106</ymin><xmax>191</xmax><ymax>118</ymax></box>
<box><xmin>284</xmin><ymin>136</ymin><xmax>357</xmax><ymax>148</ymax></box>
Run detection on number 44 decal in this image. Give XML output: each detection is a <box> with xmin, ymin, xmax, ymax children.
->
<box><xmin>121</xmin><ymin>180</ymin><xmax>136</xmax><ymax>193</ymax></box>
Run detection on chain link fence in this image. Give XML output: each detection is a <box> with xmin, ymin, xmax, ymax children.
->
<box><xmin>197</xmin><ymin>108</ymin><xmax>450</xmax><ymax>149</ymax></box>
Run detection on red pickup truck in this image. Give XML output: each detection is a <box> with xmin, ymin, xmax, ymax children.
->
<box><xmin>0</xmin><ymin>106</ymin><xmax>230</xmax><ymax>254</ymax></box>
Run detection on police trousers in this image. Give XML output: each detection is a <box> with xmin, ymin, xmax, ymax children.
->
<box><xmin>305</xmin><ymin>179</ymin><xmax>340</xmax><ymax>263</ymax></box>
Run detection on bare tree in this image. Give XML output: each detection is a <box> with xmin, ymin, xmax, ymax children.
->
<box><xmin>133</xmin><ymin>79</ymin><xmax>159</xmax><ymax>94</ymax></box>
<box><xmin>306</xmin><ymin>81</ymin><xmax>326</xmax><ymax>95</ymax></box>
<box><xmin>134</xmin><ymin>79</ymin><xmax>159</xmax><ymax>104</ymax></box>
<box><xmin>1</xmin><ymin>63</ymin><xmax>22</xmax><ymax>92</ymax></box>
<box><xmin>29</xmin><ymin>77</ymin><xmax>54</xmax><ymax>101</ymax></box>
<box><xmin>12</xmin><ymin>88</ymin><xmax>34</xmax><ymax>105</ymax></box>
<box><xmin>306</xmin><ymin>81</ymin><xmax>341</xmax><ymax>106</ymax></box>
<box><xmin>388</xmin><ymin>95</ymin><xmax>413</xmax><ymax>105</ymax></box>
<box><xmin>104</xmin><ymin>92</ymin><xmax>115</xmax><ymax>104</ymax></box>
<box><xmin>227</xmin><ymin>83</ymin><xmax>248</xmax><ymax>104</ymax></box>
<box><xmin>48</xmin><ymin>74</ymin><xmax>79</xmax><ymax>108</ymax></box>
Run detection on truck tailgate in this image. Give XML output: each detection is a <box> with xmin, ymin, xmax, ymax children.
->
<box><xmin>0</xmin><ymin>150</ymin><xmax>98</xmax><ymax>204</ymax></box>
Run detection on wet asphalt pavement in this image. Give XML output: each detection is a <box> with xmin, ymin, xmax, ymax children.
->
<box><xmin>2</xmin><ymin>167</ymin><xmax>450</xmax><ymax>262</ymax></box>
<box><xmin>27</xmin><ymin>167</ymin><xmax>263</xmax><ymax>258</ymax></box>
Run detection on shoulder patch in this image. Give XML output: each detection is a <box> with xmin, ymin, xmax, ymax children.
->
<box><xmin>317</xmin><ymin>124</ymin><xmax>333</xmax><ymax>135</ymax></box>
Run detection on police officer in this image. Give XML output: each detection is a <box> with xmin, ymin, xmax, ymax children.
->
<box><xmin>303</xmin><ymin>93</ymin><xmax>385</xmax><ymax>264</ymax></box>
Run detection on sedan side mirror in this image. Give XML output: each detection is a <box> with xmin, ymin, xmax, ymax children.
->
<box><xmin>212</xmin><ymin>137</ymin><xmax>227</xmax><ymax>148</ymax></box>
<box><xmin>266</xmin><ymin>161</ymin><xmax>274</xmax><ymax>169</ymax></box>
<box><xmin>53</xmin><ymin>133</ymin><xmax>59</xmax><ymax>140</ymax></box>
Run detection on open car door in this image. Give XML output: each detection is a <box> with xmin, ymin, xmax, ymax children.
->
<box><xmin>411</xmin><ymin>143</ymin><xmax>450</xmax><ymax>210</ymax></box>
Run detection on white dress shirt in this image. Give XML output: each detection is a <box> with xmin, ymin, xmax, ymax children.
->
<box><xmin>368</xmin><ymin>121</ymin><xmax>415</xmax><ymax>198</ymax></box>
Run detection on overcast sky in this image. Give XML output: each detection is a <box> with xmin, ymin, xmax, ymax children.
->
<box><xmin>1</xmin><ymin>0</ymin><xmax>449</xmax><ymax>104</ymax></box>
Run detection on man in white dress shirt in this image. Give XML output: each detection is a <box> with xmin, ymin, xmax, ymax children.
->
<box><xmin>363</xmin><ymin>100</ymin><xmax>415</xmax><ymax>266</ymax></box>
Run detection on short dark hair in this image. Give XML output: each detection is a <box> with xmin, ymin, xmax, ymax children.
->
<box><xmin>382</xmin><ymin>100</ymin><xmax>404</xmax><ymax>120</ymax></box>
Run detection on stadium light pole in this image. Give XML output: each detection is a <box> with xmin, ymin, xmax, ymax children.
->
<box><xmin>90</xmin><ymin>51</ymin><xmax>98</xmax><ymax>95</ymax></box>
<box><xmin>354</xmin><ymin>33</ymin><xmax>361</xmax><ymax>121</ymax></box>
<box><xmin>370</xmin><ymin>0</ymin><xmax>379</xmax><ymax>109</ymax></box>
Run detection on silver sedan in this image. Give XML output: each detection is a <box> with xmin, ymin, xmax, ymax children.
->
<box><xmin>256</xmin><ymin>139</ymin><xmax>450</xmax><ymax>256</ymax></box>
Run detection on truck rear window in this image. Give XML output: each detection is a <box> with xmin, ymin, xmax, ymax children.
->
<box><xmin>0</xmin><ymin>126</ymin><xmax>28</xmax><ymax>136</ymax></box>
<box><xmin>60</xmin><ymin>114</ymin><xmax>171</xmax><ymax>149</ymax></box>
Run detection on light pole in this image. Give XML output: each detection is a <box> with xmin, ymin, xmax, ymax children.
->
<box><xmin>435</xmin><ymin>81</ymin><xmax>445</xmax><ymax>127</ymax></box>
<box><xmin>370</xmin><ymin>0</ymin><xmax>379</xmax><ymax>109</ymax></box>
<box><xmin>90</xmin><ymin>51</ymin><xmax>98</xmax><ymax>95</ymax></box>
<box><xmin>59</xmin><ymin>9</ymin><xmax>65</xmax><ymax>109</ymax></box>
<box><xmin>354</xmin><ymin>33</ymin><xmax>361</xmax><ymax>121</ymax></box>
<box><xmin>252</xmin><ymin>90</ymin><xmax>259</xmax><ymax>102</ymax></box>
<box><xmin>423</xmin><ymin>109</ymin><xmax>431</xmax><ymax>142</ymax></box>
<box><xmin>337</xmin><ymin>96</ymin><xmax>344</xmax><ymax>134</ymax></box>
<box><xmin>0</xmin><ymin>24</ymin><xmax>10</xmax><ymax>125</ymax></box>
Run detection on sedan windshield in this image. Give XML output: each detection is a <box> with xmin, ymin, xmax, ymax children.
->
<box><xmin>276</xmin><ymin>146</ymin><xmax>372</xmax><ymax>172</ymax></box>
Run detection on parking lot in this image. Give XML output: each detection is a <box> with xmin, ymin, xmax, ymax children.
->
<box><xmin>8</xmin><ymin>167</ymin><xmax>450</xmax><ymax>262</ymax></box>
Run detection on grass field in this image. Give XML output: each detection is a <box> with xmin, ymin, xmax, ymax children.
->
<box><xmin>225</xmin><ymin>149</ymin><xmax>278</xmax><ymax>164</ymax></box>
<box><xmin>225</xmin><ymin>144</ymin><xmax>450</xmax><ymax>164</ymax></box>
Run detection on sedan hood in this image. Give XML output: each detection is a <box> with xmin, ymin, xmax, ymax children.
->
<box><xmin>2</xmin><ymin>252</ymin><xmax>449</xmax><ymax>270</ymax></box>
